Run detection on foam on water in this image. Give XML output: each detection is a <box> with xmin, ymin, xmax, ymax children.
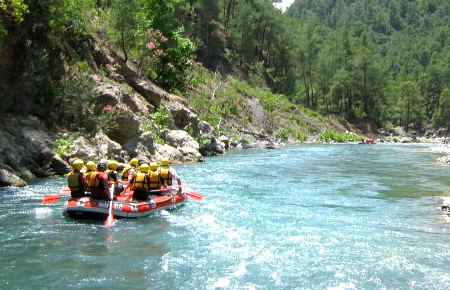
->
<box><xmin>2</xmin><ymin>144</ymin><xmax>450</xmax><ymax>289</ymax></box>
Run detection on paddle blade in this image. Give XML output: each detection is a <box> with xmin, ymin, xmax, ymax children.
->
<box><xmin>105</xmin><ymin>185</ymin><xmax>115</xmax><ymax>227</ymax></box>
<box><xmin>105</xmin><ymin>212</ymin><xmax>115</xmax><ymax>227</ymax></box>
<box><xmin>59</xmin><ymin>187</ymin><xmax>71</xmax><ymax>195</ymax></box>
<box><xmin>42</xmin><ymin>195</ymin><xmax>62</xmax><ymax>204</ymax></box>
<box><xmin>187</xmin><ymin>191</ymin><xmax>204</xmax><ymax>201</ymax></box>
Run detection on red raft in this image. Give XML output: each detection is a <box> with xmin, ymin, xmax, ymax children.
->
<box><xmin>63</xmin><ymin>192</ymin><xmax>188</xmax><ymax>219</ymax></box>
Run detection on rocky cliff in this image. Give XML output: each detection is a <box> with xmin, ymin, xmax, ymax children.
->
<box><xmin>0</xmin><ymin>33</ymin><xmax>377</xmax><ymax>187</ymax></box>
<box><xmin>0</xmin><ymin>33</ymin><xmax>225</xmax><ymax>186</ymax></box>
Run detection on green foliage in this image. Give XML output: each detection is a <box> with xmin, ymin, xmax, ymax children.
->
<box><xmin>432</xmin><ymin>88</ymin><xmax>450</xmax><ymax>129</ymax></box>
<box><xmin>108</xmin><ymin>0</ymin><xmax>139</xmax><ymax>62</ymax></box>
<box><xmin>45</xmin><ymin>0</ymin><xmax>96</xmax><ymax>42</ymax></box>
<box><xmin>140</xmin><ymin>120</ymin><xmax>153</xmax><ymax>132</ymax></box>
<box><xmin>140</xmin><ymin>119</ymin><xmax>165</xmax><ymax>144</ymax></box>
<box><xmin>133</xmin><ymin>0</ymin><xmax>196</xmax><ymax>93</ymax></box>
<box><xmin>276</xmin><ymin>127</ymin><xmax>308</xmax><ymax>143</ymax></box>
<box><xmin>318</xmin><ymin>130</ymin><xmax>361</xmax><ymax>143</ymax></box>
<box><xmin>0</xmin><ymin>0</ymin><xmax>29</xmax><ymax>36</ymax></box>
<box><xmin>97</xmin><ymin>104</ymin><xmax>133</xmax><ymax>134</ymax></box>
<box><xmin>54</xmin><ymin>135</ymin><xmax>74</xmax><ymax>157</ymax></box>
<box><xmin>4</xmin><ymin>0</ymin><xmax>449</xmax><ymax>136</ymax></box>
<box><xmin>138</xmin><ymin>28</ymin><xmax>168</xmax><ymax>80</ymax></box>
<box><xmin>260</xmin><ymin>92</ymin><xmax>277</xmax><ymax>113</ymax></box>
<box><xmin>397</xmin><ymin>80</ymin><xmax>424</xmax><ymax>130</ymax></box>
<box><xmin>137</xmin><ymin>25</ymin><xmax>195</xmax><ymax>93</ymax></box>
<box><xmin>294</xmin><ymin>130</ymin><xmax>308</xmax><ymax>142</ymax></box>
<box><xmin>199</xmin><ymin>112</ymin><xmax>220</xmax><ymax>129</ymax></box>
<box><xmin>277</xmin><ymin>128</ymin><xmax>289</xmax><ymax>141</ymax></box>
<box><xmin>151</xmin><ymin>106</ymin><xmax>171</xmax><ymax>130</ymax></box>
<box><xmin>49</xmin><ymin>66</ymin><xmax>96</xmax><ymax>131</ymax></box>
<box><xmin>153</xmin><ymin>134</ymin><xmax>165</xmax><ymax>145</ymax></box>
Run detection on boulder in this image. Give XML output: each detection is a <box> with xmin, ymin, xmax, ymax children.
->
<box><xmin>0</xmin><ymin>169</ymin><xmax>27</xmax><ymax>187</ymax></box>
<box><xmin>106</xmin><ymin>113</ymin><xmax>141</xmax><ymax>144</ymax></box>
<box><xmin>93</xmin><ymin>83</ymin><xmax>121</xmax><ymax>115</ymax></box>
<box><xmin>51</xmin><ymin>154</ymin><xmax>71</xmax><ymax>175</ymax></box>
<box><xmin>218</xmin><ymin>135</ymin><xmax>230</xmax><ymax>149</ymax></box>
<box><xmin>198</xmin><ymin>121</ymin><xmax>217</xmax><ymax>138</ymax></box>
<box><xmin>163</xmin><ymin>130</ymin><xmax>200</xmax><ymax>149</ymax></box>
<box><xmin>199</xmin><ymin>137</ymin><xmax>225</xmax><ymax>156</ymax></box>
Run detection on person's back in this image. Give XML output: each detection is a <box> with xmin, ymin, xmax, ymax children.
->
<box><xmin>67</xmin><ymin>159</ymin><xmax>90</xmax><ymax>198</ymax></box>
<box><xmin>106</xmin><ymin>160</ymin><xmax>123</xmax><ymax>196</ymax></box>
<box><xmin>159</xmin><ymin>158</ymin><xmax>182</xmax><ymax>193</ymax></box>
<box><xmin>149</xmin><ymin>162</ymin><xmax>166</xmax><ymax>195</ymax></box>
<box><xmin>87</xmin><ymin>160</ymin><xmax>111</xmax><ymax>201</ymax></box>
<box><xmin>83</xmin><ymin>161</ymin><xmax>96</xmax><ymax>180</ymax></box>
<box><xmin>131</xmin><ymin>163</ymin><xmax>150</xmax><ymax>201</ymax></box>
<box><xmin>121</xmin><ymin>158</ymin><xmax>139</xmax><ymax>182</ymax></box>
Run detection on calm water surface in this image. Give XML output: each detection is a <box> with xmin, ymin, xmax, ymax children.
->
<box><xmin>2</xmin><ymin>144</ymin><xmax>450</xmax><ymax>290</ymax></box>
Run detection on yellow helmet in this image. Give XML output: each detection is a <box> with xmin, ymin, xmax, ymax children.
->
<box><xmin>161</xmin><ymin>158</ymin><xmax>170</xmax><ymax>166</ymax></box>
<box><xmin>108</xmin><ymin>160</ymin><xmax>118</xmax><ymax>170</ymax></box>
<box><xmin>130</xmin><ymin>158</ymin><xmax>139</xmax><ymax>167</ymax></box>
<box><xmin>86</xmin><ymin>161</ymin><xmax>95</xmax><ymax>171</ymax></box>
<box><xmin>149</xmin><ymin>162</ymin><xmax>158</xmax><ymax>171</ymax></box>
<box><xmin>72</xmin><ymin>159</ymin><xmax>84</xmax><ymax>171</ymax></box>
<box><xmin>140</xmin><ymin>163</ymin><xmax>149</xmax><ymax>173</ymax></box>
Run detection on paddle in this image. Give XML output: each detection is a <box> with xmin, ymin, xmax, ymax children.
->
<box><xmin>186</xmin><ymin>191</ymin><xmax>204</xmax><ymax>201</ymax></box>
<box><xmin>41</xmin><ymin>186</ymin><xmax>83</xmax><ymax>204</ymax></box>
<box><xmin>150</xmin><ymin>188</ymin><xmax>204</xmax><ymax>201</ymax></box>
<box><xmin>42</xmin><ymin>195</ymin><xmax>62</xmax><ymax>204</ymax></box>
<box><xmin>105</xmin><ymin>184</ymin><xmax>115</xmax><ymax>227</ymax></box>
<box><xmin>41</xmin><ymin>188</ymin><xmax>71</xmax><ymax>204</ymax></box>
<box><xmin>148</xmin><ymin>184</ymin><xmax>191</xmax><ymax>193</ymax></box>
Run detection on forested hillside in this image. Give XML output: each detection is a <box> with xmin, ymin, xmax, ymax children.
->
<box><xmin>284</xmin><ymin>0</ymin><xmax>450</xmax><ymax>131</ymax></box>
<box><xmin>1</xmin><ymin>0</ymin><xmax>450</xmax><ymax>132</ymax></box>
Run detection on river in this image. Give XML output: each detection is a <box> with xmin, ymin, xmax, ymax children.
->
<box><xmin>2</xmin><ymin>143</ymin><xmax>450</xmax><ymax>289</ymax></box>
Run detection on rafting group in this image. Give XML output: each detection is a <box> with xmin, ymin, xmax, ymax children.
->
<box><xmin>67</xmin><ymin>157</ymin><xmax>182</xmax><ymax>202</ymax></box>
<box><xmin>359</xmin><ymin>137</ymin><xmax>376</xmax><ymax>144</ymax></box>
<box><xmin>42</xmin><ymin>158</ymin><xmax>203</xmax><ymax>226</ymax></box>
<box><xmin>41</xmin><ymin>157</ymin><xmax>203</xmax><ymax>224</ymax></box>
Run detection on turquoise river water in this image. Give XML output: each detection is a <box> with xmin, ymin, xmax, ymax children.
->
<box><xmin>2</xmin><ymin>144</ymin><xmax>450</xmax><ymax>289</ymax></box>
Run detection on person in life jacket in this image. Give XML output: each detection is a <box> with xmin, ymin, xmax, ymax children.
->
<box><xmin>121</xmin><ymin>158</ymin><xmax>139</xmax><ymax>183</ymax></box>
<box><xmin>83</xmin><ymin>161</ymin><xmax>96</xmax><ymax>180</ymax></box>
<box><xmin>159</xmin><ymin>157</ymin><xmax>183</xmax><ymax>194</ymax></box>
<box><xmin>67</xmin><ymin>159</ymin><xmax>90</xmax><ymax>198</ymax></box>
<box><xmin>105</xmin><ymin>160</ymin><xmax>124</xmax><ymax>196</ymax></box>
<box><xmin>86</xmin><ymin>159</ymin><xmax>111</xmax><ymax>201</ymax></box>
<box><xmin>125</xmin><ymin>163</ymin><xmax>151</xmax><ymax>201</ymax></box>
<box><xmin>148</xmin><ymin>162</ymin><xmax>167</xmax><ymax>196</ymax></box>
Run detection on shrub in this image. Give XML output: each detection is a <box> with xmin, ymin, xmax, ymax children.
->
<box><xmin>151</xmin><ymin>106</ymin><xmax>171</xmax><ymax>130</ymax></box>
<box><xmin>318</xmin><ymin>129</ymin><xmax>360</xmax><ymax>142</ymax></box>
<box><xmin>54</xmin><ymin>135</ymin><xmax>75</xmax><ymax>157</ymax></box>
<box><xmin>97</xmin><ymin>103</ymin><xmax>133</xmax><ymax>133</ymax></box>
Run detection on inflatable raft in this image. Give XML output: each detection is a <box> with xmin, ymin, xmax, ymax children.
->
<box><xmin>63</xmin><ymin>192</ymin><xmax>188</xmax><ymax>219</ymax></box>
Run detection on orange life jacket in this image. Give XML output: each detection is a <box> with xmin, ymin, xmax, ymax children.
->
<box><xmin>132</xmin><ymin>172</ymin><xmax>149</xmax><ymax>191</ymax></box>
<box><xmin>86</xmin><ymin>171</ymin><xmax>105</xmax><ymax>188</ymax></box>
<box><xmin>158</xmin><ymin>168</ymin><xmax>173</xmax><ymax>186</ymax></box>
<box><xmin>149</xmin><ymin>171</ymin><xmax>162</xmax><ymax>190</ymax></box>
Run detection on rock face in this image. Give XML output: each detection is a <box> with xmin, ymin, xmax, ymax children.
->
<box><xmin>0</xmin><ymin>32</ymin><xmax>295</xmax><ymax>188</ymax></box>
<box><xmin>0</xmin><ymin>169</ymin><xmax>27</xmax><ymax>187</ymax></box>
<box><xmin>0</xmin><ymin>115</ymin><xmax>70</xmax><ymax>186</ymax></box>
<box><xmin>0</xmin><ymin>69</ymin><xmax>212</xmax><ymax>187</ymax></box>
